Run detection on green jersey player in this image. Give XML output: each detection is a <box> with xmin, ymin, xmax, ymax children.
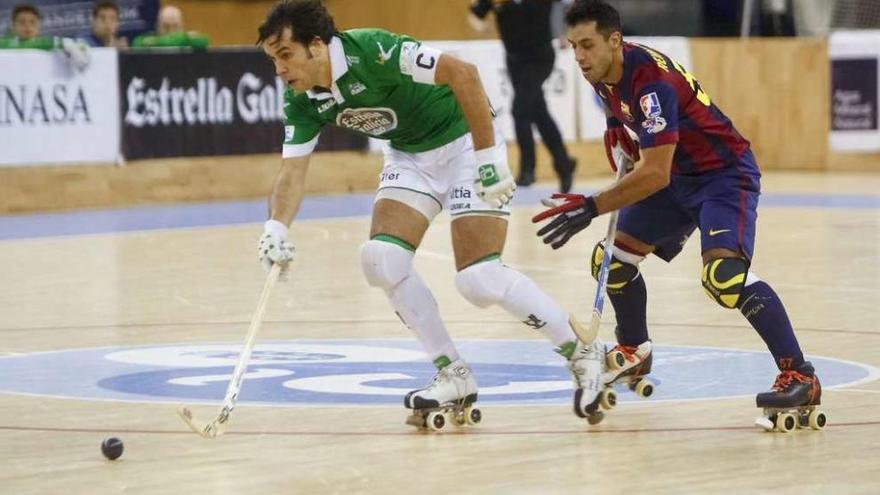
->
<box><xmin>256</xmin><ymin>0</ymin><xmax>605</xmax><ymax>428</ymax></box>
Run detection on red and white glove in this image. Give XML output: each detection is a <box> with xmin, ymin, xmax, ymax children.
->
<box><xmin>603</xmin><ymin>118</ymin><xmax>639</xmax><ymax>173</ymax></box>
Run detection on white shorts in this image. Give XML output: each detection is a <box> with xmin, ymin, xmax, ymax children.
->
<box><xmin>375</xmin><ymin>126</ymin><xmax>511</xmax><ymax>222</ymax></box>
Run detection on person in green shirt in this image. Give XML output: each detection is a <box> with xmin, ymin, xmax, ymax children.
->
<box><xmin>0</xmin><ymin>4</ymin><xmax>91</xmax><ymax>71</ymax></box>
<box><xmin>256</xmin><ymin>0</ymin><xmax>606</xmax><ymax>429</ymax></box>
<box><xmin>131</xmin><ymin>5</ymin><xmax>209</xmax><ymax>50</ymax></box>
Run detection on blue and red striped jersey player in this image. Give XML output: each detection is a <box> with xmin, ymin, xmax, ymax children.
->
<box><xmin>531</xmin><ymin>0</ymin><xmax>823</xmax><ymax>426</ymax></box>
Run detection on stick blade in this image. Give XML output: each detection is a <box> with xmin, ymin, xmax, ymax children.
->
<box><xmin>177</xmin><ymin>406</ymin><xmax>222</xmax><ymax>439</ymax></box>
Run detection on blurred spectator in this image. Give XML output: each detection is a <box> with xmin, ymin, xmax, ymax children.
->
<box><xmin>131</xmin><ymin>5</ymin><xmax>209</xmax><ymax>49</ymax></box>
<box><xmin>86</xmin><ymin>0</ymin><xmax>128</xmax><ymax>48</ymax></box>
<box><xmin>469</xmin><ymin>0</ymin><xmax>576</xmax><ymax>192</ymax></box>
<box><xmin>9</xmin><ymin>3</ymin><xmax>40</xmax><ymax>41</ymax></box>
<box><xmin>0</xmin><ymin>4</ymin><xmax>91</xmax><ymax>71</ymax></box>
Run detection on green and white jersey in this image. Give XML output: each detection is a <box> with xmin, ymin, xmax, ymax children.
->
<box><xmin>282</xmin><ymin>28</ymin><xmax>469</xmax><ymax>157</ymax></box>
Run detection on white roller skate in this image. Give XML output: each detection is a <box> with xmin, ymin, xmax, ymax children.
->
<box><xmin>596</xmin><ymin>340</ymin><xmax>656</xmax><ymax>412</ymax></box>
<box><xmin>565</xmin><ymin>336</ymin><xmax>607</xmax><ymax>425</ymax></box>
<box><xmin>404</xmin><ymin>359</ymin><xmax>481</xmax><ymax>431</ymax></box>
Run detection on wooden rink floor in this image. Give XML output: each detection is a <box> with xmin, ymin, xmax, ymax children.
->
<box><xmin>0</xmin><ymin>172</ymin><xmax>878</xmax><ymax>494</ymax></box>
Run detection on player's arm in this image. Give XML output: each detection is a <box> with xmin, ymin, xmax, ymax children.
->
<box><xmin>593</xmin><ymin>144</ymin><xmax>673</xmax><ymax>214</ymax></box>
<box><xmin>434</xmin><ymin>52</ymin><xmax>515</xmax><ymax>207</ymax></box>
<box><xmin>434</xmin><ymin>53</ymin><xmax>494</xmax><ymax>152</ymax></box>
<box><xmin>269</xmin><ymin>155</ymin><xmax>311</xmax><ymax>226</ymax></box>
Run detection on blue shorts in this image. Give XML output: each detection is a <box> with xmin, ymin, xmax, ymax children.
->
<box><xmin>617</xmin><ymin>150</ymin><xmax>762</xmax><ymax>262</ymax></box>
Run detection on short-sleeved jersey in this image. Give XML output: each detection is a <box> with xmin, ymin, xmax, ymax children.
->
<box><xmin>282</xmin><ymin>29</ymin><xmax>469</xmax><ymax>157</ymax></box>
<box><xmin>592</xmin><ymin>42</ymin><xmax>751</xmax><ymax>175</ymax></box>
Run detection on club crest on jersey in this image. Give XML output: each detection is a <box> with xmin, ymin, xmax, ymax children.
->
<box><xmin>621</xmin><ymin>102</ymin><xmax>634</xmax><ymax>122</ymax></box>
<box><xmin>348</xmin><ymin>82</ymin><xmax>366</xmax><ymax>95</ymax></box>
<box><xmin>336</xmin><ymin>107</ymin><xmax>398</xmax><ymax>136</ymax></box>
<box><xmin>640</xmin><ymin>92</ymin><xmax>662</xmax><ymax>118</ymax></box>
<box><xmin>642</xmin><ymin>116</ymin><xmax>667</xmax><ymax>134</ymax></box>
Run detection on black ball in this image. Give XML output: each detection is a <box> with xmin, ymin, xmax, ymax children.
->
<box><xmin>101</xmin><ymin>437</ymin><xmax>124</xmax><ymax>460</ymax></box>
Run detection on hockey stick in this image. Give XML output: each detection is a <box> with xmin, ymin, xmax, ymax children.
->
<box><xmin>570</xmin><ymin>159</ymin><xmax>629</xmax><ymax>345</ymax></box>
<box><xmin>177</xmin><ymin>263</ymin><xmax>282</xmax><ymax>438</ymax></box>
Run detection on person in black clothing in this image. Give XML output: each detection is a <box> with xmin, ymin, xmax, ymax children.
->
<box><xmin>469</xmin><ymin>0</ymin><xmax>576</xmax><ymax>192</ymax></box>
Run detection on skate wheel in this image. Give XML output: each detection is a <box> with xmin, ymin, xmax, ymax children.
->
<box><xmin>634</xmin><ymin>379</ymin><xmax>654</xmax><ymax>398</ymax></box>
<box><xmin>776</xmin><ymin>413</ymin><xmax>796</xmax><ymax>433</ymax></box>
<box><xmin>607</xmin><ymin>350</ymin><xmax>626</xmax><ymax>370</ymax></box>
<box><xmin>600</xmin><ymin>389</ymin><xmax>617</xmax><ymax>410</ymax></box>
<box><xmin>426</xmin><ymin>411</ymin><xmax>445</xmax><ymax>431</ymax></box>
<box><xmin>586</xmin><ymin>411</ymin><xmax>604</xmax><ymax>425</ymax></box>
<box><xmin>808</xmin><ymin>409</ymin><xmax>827</xmax><ymax>430</ymax></box>
<box><xmin>466</xmin><ymin>407</ymin><xmax>482</xmax><ymax>426</ymax></box>
<box><xmin>754</xmin><ymin>416</ymin><xmax>775</xmax><ymax>432</ymax></box>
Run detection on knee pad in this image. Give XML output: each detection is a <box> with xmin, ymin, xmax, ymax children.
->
<box><xmin>591</xmin><ymin>242</ymin><xmax>642</xmax><ymax>290</ymax></box>
<box><xmin>359</xmin><ymin>238</ymin><xmax>414</xmax><ymax>289</ymax></box>
<box><xmin>455</xmin><ymin>260</ymin><xmax>522</xmax><ymax>308</ymax></box>
<box><xmin>701</xmin><ymin>257</ymin><xmax>749</xmax><ymax>309</ymax></box>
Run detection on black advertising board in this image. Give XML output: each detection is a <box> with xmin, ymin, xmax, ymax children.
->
<box><xmin>119</xmin><ymin>49</ymin><xmax>366</xmax><ymax>159</ymax></box>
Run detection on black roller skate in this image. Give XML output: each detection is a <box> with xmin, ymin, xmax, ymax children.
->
<box><xmin>754</xmin><ymin>361</ymin><xmax>826</xmax><ymax>433</ymax></box>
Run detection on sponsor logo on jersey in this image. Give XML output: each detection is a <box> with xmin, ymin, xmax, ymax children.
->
<box><xmin>449</xmin><ymin>187</ymin><xmax>472</xmax><ymax>199</ymax></box>
<box><xmin>316</xmin><ymin>100</ymin><xmax>335</xmax><ymax>113</ymax></box>
<box><xmin>336</xmin><ymin>107</ymin><xmax>398</xmax><ymax>136</ymax></box>
<box><xmin>642</xmin><ymin>116</ymin><xmax>667</xmax><ymax>134</ymax></box>
<box><xmin>348</xmin><ymin>82</ymin><xmax>366</xmax><ymax>96</ymax></box>
<box><xmin>376</xmin><ymin>41</ymin><xmax>398</xmax><ymax>65</ymax></box>
<box><xmin>708</xmin><ymin>228</ymin><xmax>731</xmax><ymax>236</ymax></box>
<box><xmin>345</xmin><ymin>55</ymin><xmax>360</xmax><ymax>65</ymax></box>
<box><xmin>640</xmin><ymin>92</ymin><xmax>662</xmax><ymax>118</ymax></box>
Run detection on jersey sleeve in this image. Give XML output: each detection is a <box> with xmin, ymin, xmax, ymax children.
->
<box><xmin>357</xmin><ymin>29</ymin><xmax>443</xmax><ymax>86</ymax></box>
<box><xmin>281</xmin><ymin>93</ymin><xmax>323</xmax><ymax>158</ymax></box>
<box><xmin>634</xmin><ymin>82</ymin><xmax>679</xmax><ymax>148</ymax></box>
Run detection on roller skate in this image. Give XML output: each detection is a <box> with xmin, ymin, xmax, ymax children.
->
<box><xmin>596</xmin><ymin>340</ymin><xmax>656</xmax><ymax>412</ymax></box>
<box><xmin>404</xmin><ymin>358</ymin><xmax>481</xmax><ymax>431</ymax></box>
<box><xmin>560</xmin><ymin>336</ymin><xmax>607</xmax><ymax>425</ymax></box>
<box><xmin>754</xmin><ymin>361</ymin><xmax>826</xmax><ymax>433</ymax></box>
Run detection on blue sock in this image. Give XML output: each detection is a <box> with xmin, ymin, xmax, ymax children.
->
<box><xmin>608</xmin><ymin>273</ymin><xmax>649</xmax><ymax>346</ymax></box>
<box><xmin>738</xmin><ymin>280</ymin><xmax>804</xmax><ymax>370</ymax></box>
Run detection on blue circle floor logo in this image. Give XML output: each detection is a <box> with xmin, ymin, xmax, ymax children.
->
<box><xmin>0</xmin><ymin>339</ymin><xmax>875</xmax><ymax>406</ymax></box>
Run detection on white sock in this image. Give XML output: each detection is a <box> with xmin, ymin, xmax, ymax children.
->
<box><xmin>500</xmin><ymin>274</ymin><xmax>575</xmax><ymax>347</ymax></box>
<box><xmin>387</xmin><ymin>271</ymin><xmax>460</xmax><ymax>363</ymax></box>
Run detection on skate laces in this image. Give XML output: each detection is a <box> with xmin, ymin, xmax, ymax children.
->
<box><xmin>772</xmin><ymin>370</ymin><xmax>811</xmax><ymax>391</ymax></box>
<box><xmin>612</xmin><ymin>344</ymin><xmax>640</xmax><ymax>363</ymax></box>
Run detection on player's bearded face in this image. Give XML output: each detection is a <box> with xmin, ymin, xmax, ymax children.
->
<box><xmin>263</xmin><ymin>28</ymin><xmax>326</xmax><ymax>93</ymax></box>
<box><xmin>568</xmin><ymin>22</ymin><xmax>618</xmax><ymax>84</ymax></box>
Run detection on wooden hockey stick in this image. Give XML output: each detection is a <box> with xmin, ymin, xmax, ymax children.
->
<box><xmin>177</xmin><ymin>263</ymin><xmax>281</xmax><ymax>438</ymax></box>
<box><xmin>570</xmin><ymin>159</ymin><xmax>629</xmax><ymax>345</ymax></box>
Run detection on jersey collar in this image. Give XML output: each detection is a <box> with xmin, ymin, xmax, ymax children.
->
<box><xmin>306</xmin><ymin>36</ymin><xmax>349</xmax><ymax>104</ymax></box>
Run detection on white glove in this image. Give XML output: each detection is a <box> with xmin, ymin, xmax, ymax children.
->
<box><xmin>60</xmin><ymin>37</ymin><xmax>91</xmax><ymax>72</ymax></box>
<box><xmin>258</xmin><ymin>219</ymin><xmax>294</xmax><ymax>279</ymax></box>
<box><xmin>473</xmin><ymin>148</ymin><xmax>516</xmax><ymax>208</ymax></box>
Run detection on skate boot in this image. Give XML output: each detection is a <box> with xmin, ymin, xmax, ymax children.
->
<box><xmin>602</xmin><ymin>340</ymin><xmax>656</xmax><ymax>401</ymax></box>
<box><xmin>560</xmin><ymin>336</ymin><xmax>607</xmax><ymax>425</ymax></box>
<box><xmin>404</xmin><ymin>358</ymin><xmax>481</xmax><ymax>431</ymax></box>
<box><xmin>754</xmin><ymin>361</ymin><xmax>826</xmax><ymax>433</ymax></box>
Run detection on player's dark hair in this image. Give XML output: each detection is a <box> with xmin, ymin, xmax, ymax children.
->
<box><xmin>92</xmin><ymin>0</ymin><xmax>120</xmax><ymax>18</ymax></box>
<box><xmin>257</xmin><ymin>0</ymin><xmax>337</xmax><ymax>46</ymax></box>
<box><xmin>565</xmin><ymin>0</ymin><xmax>621</xmax><ymax>39</ymax></box>
<box><xmin>12</xmin><ymin>4</ymin><xmax>40</xmax><ymax>21</ymax></box>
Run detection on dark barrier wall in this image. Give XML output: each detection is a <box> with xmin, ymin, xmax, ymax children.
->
<box><xmin>119</xmin><ymin>49</ymin><xmax>284</xmax><ymax>159</ymax></box>
<box><xmin>119</xmin><ymin>48</ymin><xmax>366</xmax><ymax>159</ymax></box>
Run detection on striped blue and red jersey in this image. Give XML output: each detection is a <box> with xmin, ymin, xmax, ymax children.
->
<box><xmin>592</xmin><ymin>42</ymin><xmax>752</xmax><ymax>175</ymax></box>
